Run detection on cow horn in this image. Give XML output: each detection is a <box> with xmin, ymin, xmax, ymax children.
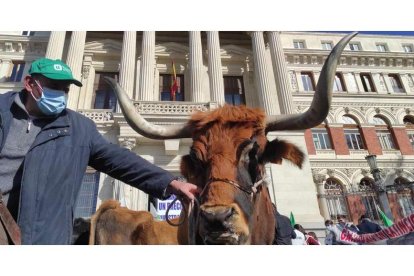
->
<box><xmin>265</xmin><ymin>32</ymin><xmax>358</xmax><ymax>132</ymax></box>
<box><xmin>104</xmin><ymin>77</ymin><xmax>192</xmax><ymax>139</ymax></box>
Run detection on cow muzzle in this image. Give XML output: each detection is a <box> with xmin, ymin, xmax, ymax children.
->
<box><xmin>198</xmin><ymin>205</ymin><xmax>248</xmax><ymax>245</ymax></box>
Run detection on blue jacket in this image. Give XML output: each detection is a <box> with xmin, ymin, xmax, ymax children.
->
<box><xmin>0</xmin><ymin>92</ymin><xmax>174</xmax><ymax>244</ymax></box>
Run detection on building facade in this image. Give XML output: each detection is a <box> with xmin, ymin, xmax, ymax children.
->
<box><xmin>1</xmin><ymin>31</ymin><xmax>413</xmax><ymax>236</ymax></box>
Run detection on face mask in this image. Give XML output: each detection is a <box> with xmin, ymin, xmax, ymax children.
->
<box><xmin>32</xmin><ymin>80</ymin><xmax>67</xmax><ymax>116</ymax></box>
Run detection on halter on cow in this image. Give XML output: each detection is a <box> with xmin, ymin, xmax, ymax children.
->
<box><xmin>104</xmin><ymin>32</ymin><xmax>357</xmax><ymax>245</ymax></box>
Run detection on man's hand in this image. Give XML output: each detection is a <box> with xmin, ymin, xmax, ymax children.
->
<box><xmin>166</xmin><ymin>179</ymin><xmax>201</xmax><ymax>201</ymax></box>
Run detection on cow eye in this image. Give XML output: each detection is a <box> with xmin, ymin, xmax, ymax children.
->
<box><xmin>189</xmin><ymin>148</ymin><xmax>205</xmax><ymax>167</ymax></box>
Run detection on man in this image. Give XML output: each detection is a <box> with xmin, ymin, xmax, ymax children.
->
<box><xmin>0</xmin><ymin>58</ymin><xmax>199</xmax><ymax>245</ymax></box>
<box><xmin>337</xmin><ymin>214</ymin><xmax>359</xmax><ymax>233</ymax></box>
<box><xmin>272</xmin><ymin>205</ymin><xmax>295</xmax><ymax>245</ymax></box>
<box><xmin>325</xmin><ymin>217</ymin><xmax>357</xmax><ymax>245</ymax></box>
<box><xmin>357</xmin><ymin>214</ymin><xmax>382</xmax><ymax>234</ymax></box>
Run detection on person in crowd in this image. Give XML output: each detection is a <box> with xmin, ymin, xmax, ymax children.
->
<box><xmin>292</xmin><ymin>224</ymin><xmax>306</xmax><ymax>245</ymax></box>
<box><xmin>324</xmin><ymin>219</ymin><xmax>357</xmax><ymax>245</ymax></box>
<box><xmin>357</xmin><ymin>214</ymin><xmax>382</xmax><ymax>234</ymax></box>
<box><xmin>306</xmin><ymin>231</ymin><xmax>321</xmax><ymax>245</ymax></box>
<box><xmin>272</xmin><ymin>204</ymin><xmax>296</xmax><ymax>245</ymax></box>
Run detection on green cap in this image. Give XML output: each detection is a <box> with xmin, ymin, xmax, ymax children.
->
<box><xmin>29</xmin><ymin>58</ymin><xmax>82</xmax><ymax>87</ymax></box>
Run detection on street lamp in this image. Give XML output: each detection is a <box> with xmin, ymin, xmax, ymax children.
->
<box><xmin>365</xmin><ymin>154</ymin><xmax>394</xmax><ymax>221</ymax></box>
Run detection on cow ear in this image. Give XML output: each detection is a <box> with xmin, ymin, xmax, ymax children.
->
<box><xmin>260</xmin><ymin>139</ymin><xmax>305</xmax><ymax>169</ymax></box>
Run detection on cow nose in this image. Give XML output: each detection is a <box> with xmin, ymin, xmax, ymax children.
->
<box><xmin>200</xmin><ymin>206</ymin><xmax>234</xmax><ymax>227</ymax></box>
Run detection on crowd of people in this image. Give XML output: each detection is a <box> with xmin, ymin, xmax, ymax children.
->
<box><xmin>272</xmin><ymin>209</ymin><xmax>406</xmax><ymax>245</ymax></box>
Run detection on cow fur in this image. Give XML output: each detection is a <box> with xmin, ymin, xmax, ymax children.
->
<box><xmin>89</xmin><ymin>200</ymin><xmax>179</xmax><ymax>245</ymax></box>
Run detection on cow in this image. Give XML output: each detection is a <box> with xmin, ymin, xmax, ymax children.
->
<box><xmin>103</xmin><ymin>33</ymin><xmax>357</xmax><ymax>245</ymax></box>
<box><xmin>89</xmin><ymin>200</ymin><xmax>180</xmax><ymax>244</ymax></box>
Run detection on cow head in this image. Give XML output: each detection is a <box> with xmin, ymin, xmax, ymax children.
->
<box><xmin>105</xmin><ymin>32</ymin><xmax>357</xmax><ymax>244</ymax></box>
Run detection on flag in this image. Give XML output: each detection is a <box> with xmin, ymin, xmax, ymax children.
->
<box><xmin>377</xmin><ymin>207</ymin><xmax>393</xmax><ymax>227</ymax></box>
<box><xmin>290</xmin><ymin>212</ymin><xmax>296</xmax><ymax>227</ymax></box>
<box><xmin>170</xmin><ymin>60</ymin><xmax>178</xmax><ymax>101</ymax></box>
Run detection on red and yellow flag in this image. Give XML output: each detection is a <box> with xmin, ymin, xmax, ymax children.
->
<box><xmin>170</xmin><ymin>60</ymin><xmax>178</xmax><ymax>101</ymax></box>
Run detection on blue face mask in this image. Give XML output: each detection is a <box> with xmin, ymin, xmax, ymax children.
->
<box><xmin>32</xmin><ymin>80</ymin><xmax>67</xmax><ymax>116</ymax></box>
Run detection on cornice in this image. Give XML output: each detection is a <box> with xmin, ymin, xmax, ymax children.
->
<box><xmin>284</xmin><ymin>49</ymin><xmax>414</xmax><ymax>69</ymax></box>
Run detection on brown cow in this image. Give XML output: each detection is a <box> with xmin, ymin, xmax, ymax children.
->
<box><xmin>89</xmin><ymin>200</ymin><xmax>179</xmax><ymax>245</ymax></box>
<box><xmin>105</xmin><ymin>33</ymin><xmax>357</xmax><ymax>245</ymax></box>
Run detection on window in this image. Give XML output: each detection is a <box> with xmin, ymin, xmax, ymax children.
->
<box><xmin>376</xmin><ymin>44</ymin><xmax>388</xmax><ymax>52</ymax></box>
<box><xmin>321</xmin><ymin>41</ymin><xmax>333</xmax><ymax>50</ymax></box>
<box><xmin>408</xmin><ymin>133</ymin><xmax>414</xmax><ymax>148</ymax></box>
<box><xmin>403</xmin><ymin>44</ymin><xmax>413</xmax><ymax>53</ymax></box>
<box><xmin>312</xmin><ymin>129</ymin><xmax>332</xmax><ymax>149</ymax></box>
<box><xmin>371</xmin><ymin>116</ymin><xmax>397</xmax><ymax>150</ymax></box>
<box><xmin>159</xmin><ymin>74</ymin><xmax>184</xmax><ymax>101</ymax></box>
<box><xmin>7</xmin><ymin>61</ymin><xmax>25</xmax><ymax>82</ymax></box>
<box><xmin>342</xmin><ymin>115</ymin><xmax>365</xmax><ymax>150</ymax></box>
<box><xmin>22</xmin><ymin>31</ymin><xmax>35</xmax><ymax>36</ymax></box>
<box><xmin>301</xmin><ymin>72</ymin><xmax>315</xmax><ymax>91</ymax></box>
<box><xmin>360</xmin><ymin>73</ymin><xmax>375</xmax><ymax>92</ymax></box>
<box><xmin>349</xmin><ymin>43</ymin><xmax>361</xmax><ymax>51</ymax></box>
<box><xmin>344</xmin><ymin>130</ymin><xmax>365</xmax><ymax>150</ymax></box>
<box><xmin>224</xmin><ymin>76</ymin><xmax>245</xmax><ymax>105</ymax></box>
<box><xmin>388</xmin><ymin>74</ymin><xmax>405</xmax><ymax>93</ymax></box>
<box><xmin>405</xmin><ymin>116</ymin><xmax>414</xmax><ymax>149</ymax></box>
<box><xmin>324</xmin><ymin>178</ymin><xmax>349</xmax><ymax>221</ymax></box>
<box><xmin>74</xmin><ymin>171</ymin><xmax>100</xmax><ymax>218</ymax></box>
<box><xmin>377</xmin><ymin>130</ymin><xmax>396</xmax><ymax>150</ymax></box>
<box><xmin>293</xmin><ymin>41</ymin><xmax>305</xmax><ymax>49</ymax></box>
<box><xmin>333</xmin><ymin>73</ymin><xmax>346</xmax><ymax>92</ymax></box>
<box><xmin>93</xmin><ymin>72</ymin><xmax>119</xmax><ymax>111</ymax></box>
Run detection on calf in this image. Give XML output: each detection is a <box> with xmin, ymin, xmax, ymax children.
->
<box><xmin>89</xmin><ymin>200</ymin><xmax>179</xmax><ymax>245</ymax></box>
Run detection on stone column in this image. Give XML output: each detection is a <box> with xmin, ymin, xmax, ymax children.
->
<box><xmin>207</xmin><ymin>31</ymin><xmax>225</xmax><ymax>105</ymax></box>
<box><xmin>189</xmin><ymin>31</ymin><xmax>204</xmax><ymax>102</ymax></box>
<box><xmin>267</xmin><ymin>31</ymin><xmax>294</xmax><ymax>114</ymax></box>
<box><xmin>134</xmin><ymin>56</ymin><xmax>141</xmax><ymax>100</ymax></box>
<box><xmin>45</xmin><ymin>31</ymin><xmax>66</xmax><ymax>60</ymax></box>
<box><xmin>138</xmin><ymin>31</ymin><xmax>155</xmax><ymax>101</ymax></box>
<box><xmin>315</xmin><ymin>174</ymin><xmax>330</xmax><ymax>220</ymax></box>
<box><xmin>0</xmin><ymin>59</ymin><xmax>12</xmax><ymax>81</ymax></box>
<box><xmin>250</xmin><ymin>31</ymin><xmax>279</xmax><ymax>115</ymax></box>
<box><xmin>66</xmin><ymin>31</ymin><xmax>87</xmax><ymax>110</ymax></box>
<box><xmin>118</xmin><ymin>31</ymin><xmax>137</xmax><ymax>112</ymax></box>
<box><xmin>119</xmin><ymin>32</ymin><xmax>136</xmax><ymax>99</ymax></box>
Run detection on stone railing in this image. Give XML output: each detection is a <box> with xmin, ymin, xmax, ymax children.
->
<box><xmin>78</xmin><ymin>109</ymin><xmax>114</xmax><ymax>122</ymax></box>
<box><xmin>78</xmin><ymin>101</ymin><xmax>217</xmax><ymax>125</ymax></box>
<box><xmin>133</xmin><ymin>101</ymin><xmax>216</xmax><ymax>115</ymax></box>
<box><xmin>0</xmin><ymin>35</ymin><xmax>49</xmax><ymax>55</ymax></box>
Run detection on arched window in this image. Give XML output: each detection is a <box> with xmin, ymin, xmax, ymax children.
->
<box><xmin>394</xmin><ymin>177</ymin><xmax>414</xmax><ymax>217</ymax></box>
<box><xmin>311</xmin><ymin>122</ymin><xmax>332</xmax><ymax>150</ymax></box>
<box><xmin>342</xmin><ymin>115</ymin><xmax>365</xmax><ymax>150</ymax></box>
<box><xmin>404</xmin><ymin>115</ymin><xmax>414</xmax><ymax>149</ymax></box>
<box><xmin>370</xmin><ymin>115</ymin><xmax>397</xmax><ymax>150</ymax></box>
<box><xmin>359</xmin><ymin>177</ymin><xmax>380</xmax><ymax>221</ymax></box>
<box><xmin>324</xmin><ymin>178</ymin><xmax>349</xmax><ymax>220</ymax></box>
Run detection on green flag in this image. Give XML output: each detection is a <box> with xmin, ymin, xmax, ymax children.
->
<box><xmin>378</xmin><ymin>207</ymin><xmax>393</xmax><ymax>227</ymax></box>
<box><xmin>290</xmin><ymin>212</ymin><xmax>296</xmax><ymax>227</ymax></box>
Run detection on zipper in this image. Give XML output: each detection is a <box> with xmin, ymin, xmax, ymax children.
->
<box><xmin>27</xmin><ymin>118</ymin><xmax>32</xmax><ymax>133</ymax></box>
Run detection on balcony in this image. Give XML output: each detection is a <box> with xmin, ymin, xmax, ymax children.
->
<box><xmin>79</xmin><ymin>101</ymin><xmax>218</xmax><ymax>127</ymax></box>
